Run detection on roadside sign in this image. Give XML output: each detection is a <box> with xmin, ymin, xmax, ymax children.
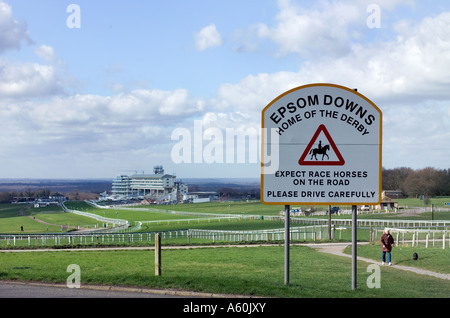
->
<box><xmin>261</xmin><ymin>83</ymin><xmax>382</xmax><ymax>205</ymax></box>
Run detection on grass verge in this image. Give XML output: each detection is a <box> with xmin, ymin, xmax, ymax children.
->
<box><xmin>1</xmin><ymin>245</ymin><xmax>448</xmax><ymax>298</ymax></box>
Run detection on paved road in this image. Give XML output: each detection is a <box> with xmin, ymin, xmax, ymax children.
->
<box><xmin>0</xmin><ymin>281</ymin><xmax>196</xmax><ymax>298</ymax></box>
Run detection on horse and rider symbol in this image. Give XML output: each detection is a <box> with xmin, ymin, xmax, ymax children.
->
<box><xmin>309</xmin><ymin>140</ymin><xmax>330</xmax><ymax>161</ymax></box>
<box><xmin>298</xmin><ymin>124</ymin><xmax>345</xmax><ymax>166</ymax></box>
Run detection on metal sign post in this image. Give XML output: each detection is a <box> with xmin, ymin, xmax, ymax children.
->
<box><xmin>285</xmin><ymin>204</ymin><xmax>290</xmax><ymax>285</ymax></box>
<box><xmin>155</xmin><ymin>233</ymin><xmax>161</xmax><ymax>276</ymax></box>
<box><xmin>352</xmin><ymin>205</ymin><xmax>357</xmax><ymax>290</ymax></box>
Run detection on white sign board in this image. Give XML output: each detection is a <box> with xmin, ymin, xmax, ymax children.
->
<box><xmin>261</xmin><ymin>83</ymin><xmax>382</xmax><ymax>205</ymax></box>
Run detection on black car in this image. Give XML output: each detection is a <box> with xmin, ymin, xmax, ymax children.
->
<box><xmin>327</xmin><ymin>206</ymin><xmax>340</xmax><ymax>214</ymax></box>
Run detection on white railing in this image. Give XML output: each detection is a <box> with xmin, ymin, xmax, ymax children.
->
<box><xmin>2</xmin><ymin>226</ymin><xmax>448</xmax><ymax>249</ymax></box>
<box><xmin>0</xmin><ymin>226</ymin><xmax>329</xmax><ymax>248</ymax></box>
<box><xmin>372</xmin><ymin>228</ymin><xmax>449</xmax><ymax>249</ymax></box>
<box><xmin>289</xmin><ymin>217</ymin><xmax>450</xmax><ymax>228</ymax></box>
<box><xmin>61</xmin><ymin>202</ymin><xmax>130</xmax><ymax>232</ymax></box>
<box><xmin>187</xmin><ymin>225</ymin><xmax>328</xmax><ymax>242</ymax></box>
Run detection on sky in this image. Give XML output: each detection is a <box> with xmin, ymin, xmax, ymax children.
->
<box><xmin>0</xmin><ymin>0</ymin><xmax>449</xmax><ymax>179</ymax></box>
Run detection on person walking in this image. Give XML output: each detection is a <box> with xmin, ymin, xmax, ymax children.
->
<box><xmin>380</xmin><ymin>228</ymin><xmax>395</xmax><ymax>265</ymax></box>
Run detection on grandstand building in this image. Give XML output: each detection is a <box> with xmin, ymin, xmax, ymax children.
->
<box><xmin>111</xmin><ymin>165</ymin><xmax>188</xmax><ymax>202</ymax></box>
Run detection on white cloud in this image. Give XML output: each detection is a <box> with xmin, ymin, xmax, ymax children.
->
<box><xmin>209</xmin><ymin>9</ymin><xmax>450</xmax><ymax>170</ymax></box>
<box><xmin>0</xmin><ymin>0</ymin><xmax>448</xmax><ymax>178</ymax></box>
<box><xmin>0</xmin><ymin>9</ymin><xmax>68</xmax><ymax>99</ymax></box>
<box><xmin>237</xmin><ymin>0</ymin><xmax>364</xmax><ymax>58</ymax></box>
<box><xmin>0</xmin><ymin>2</ymin><xmax>208</xmax><ymax>176</ymax></box>
<box><xmin>237</xmin><ymin>0</ymin><xmax>417</xmax><ymax>58</ymax></box>
<box><xmin>336</xmin><ymin>11</ymin><xmax>450</xmax><ymax>101</ymax></box>
<box><xmin>0</xmin><ymin>57</ymin><xmax>66</xmax><ymax>98</ymax></box>
<box><xmin>194</xmin><ymin>23</ymin><xmax>223</xmax><ymax>51</ymax></box>
<box><xmin>34</xmin><ymin>45</ymin><xmax>65</xmax><ymax>67</ymax></box>
<box><xmin>0</xmin><ymin>0</ymin><xmax>32</xmax><ymax>53</ymax></box>
<box><xmin>269</xmin><ymin>0</ymin><xmax>360</xmax><ymax>57</ymax></box>
<box><xmin>224</xmin><ymin>10</ymin><xmax>450</xmax><ymax>105</ymax></box>
<box><xmin>0</xmin><ymin>3</ymin><xmax>73</xmax><ymax>99</ymax></box>
<box><xmin>0</xmin><ymin>88</ymin><xmax>206</xmax><ymax>159</ymax></box>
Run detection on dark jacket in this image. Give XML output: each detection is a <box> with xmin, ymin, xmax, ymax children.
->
<box><xmin>380</xmin><ymin>233</ymin><xmax>394</xmax><ymax>252</ymax></box>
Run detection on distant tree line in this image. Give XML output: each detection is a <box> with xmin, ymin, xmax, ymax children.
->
<box><xmin>0</xmin><ymin>188</ymin><xmax>53</xmax><ymax>203</ymax></box>
<box><xmin>0</xmin><ymin>188</ymin><xmax>97</xmax><ymax>203</ymax></box>
<box><xmin>382</xmin><ymin>167</ymin><xmax>450</xmax><ymax>198</ymax></box>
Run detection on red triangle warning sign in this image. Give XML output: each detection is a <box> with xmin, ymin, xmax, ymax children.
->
<box><xmin>298</xmin><ymin>124</ymin><xmax>345</xmax><ymax>166</ymax></box>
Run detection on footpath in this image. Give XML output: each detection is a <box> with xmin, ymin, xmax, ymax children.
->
<box><xmin>304</xmin><ymin>242</ymin><xmax>450</xmax><ymax>281</ymax></box>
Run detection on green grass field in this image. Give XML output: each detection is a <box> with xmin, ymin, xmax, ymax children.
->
<box><xmin>0</xmin><ymin>245</ymin><xmax>448</xmax><ymax>298</ymax></box>
<box><xmin>1</xmin><ymin>199</ymin><xmax>449</xmax><ymax>298</ymax></box>
<box><xmin>66</xmin><ymin>199</ymin><xmax>450</xmax><ymax>224</ymax></box>
<box><xmin>2</xmin><ymin>199</ymin><xmax>449</xmax><ymax>243</ymax></box>
<box><xmin>0</xmin><ymin>204</ymin><xmax>100</xmax><ymax>234</ymax></box>
<box><xmin>65</xmin><ymin>201</ymin><xmax>213</xmax><ymax>223</ymax></box>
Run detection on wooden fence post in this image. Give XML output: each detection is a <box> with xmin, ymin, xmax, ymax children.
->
<box><xmin>443</xmin><ymin>233</ymin><xmax>446</xmax><ymax>250</ymax></box>
<box><xmin>155</xmin><ymin>233</ymin><xmax>161</xmax><ymax>276</ymax></box>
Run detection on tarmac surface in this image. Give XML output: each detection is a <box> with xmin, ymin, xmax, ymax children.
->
<box><xmin>0</xmin><ymin>280</ymin><xmax>189</xmax><ymax>298</ymax></box>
